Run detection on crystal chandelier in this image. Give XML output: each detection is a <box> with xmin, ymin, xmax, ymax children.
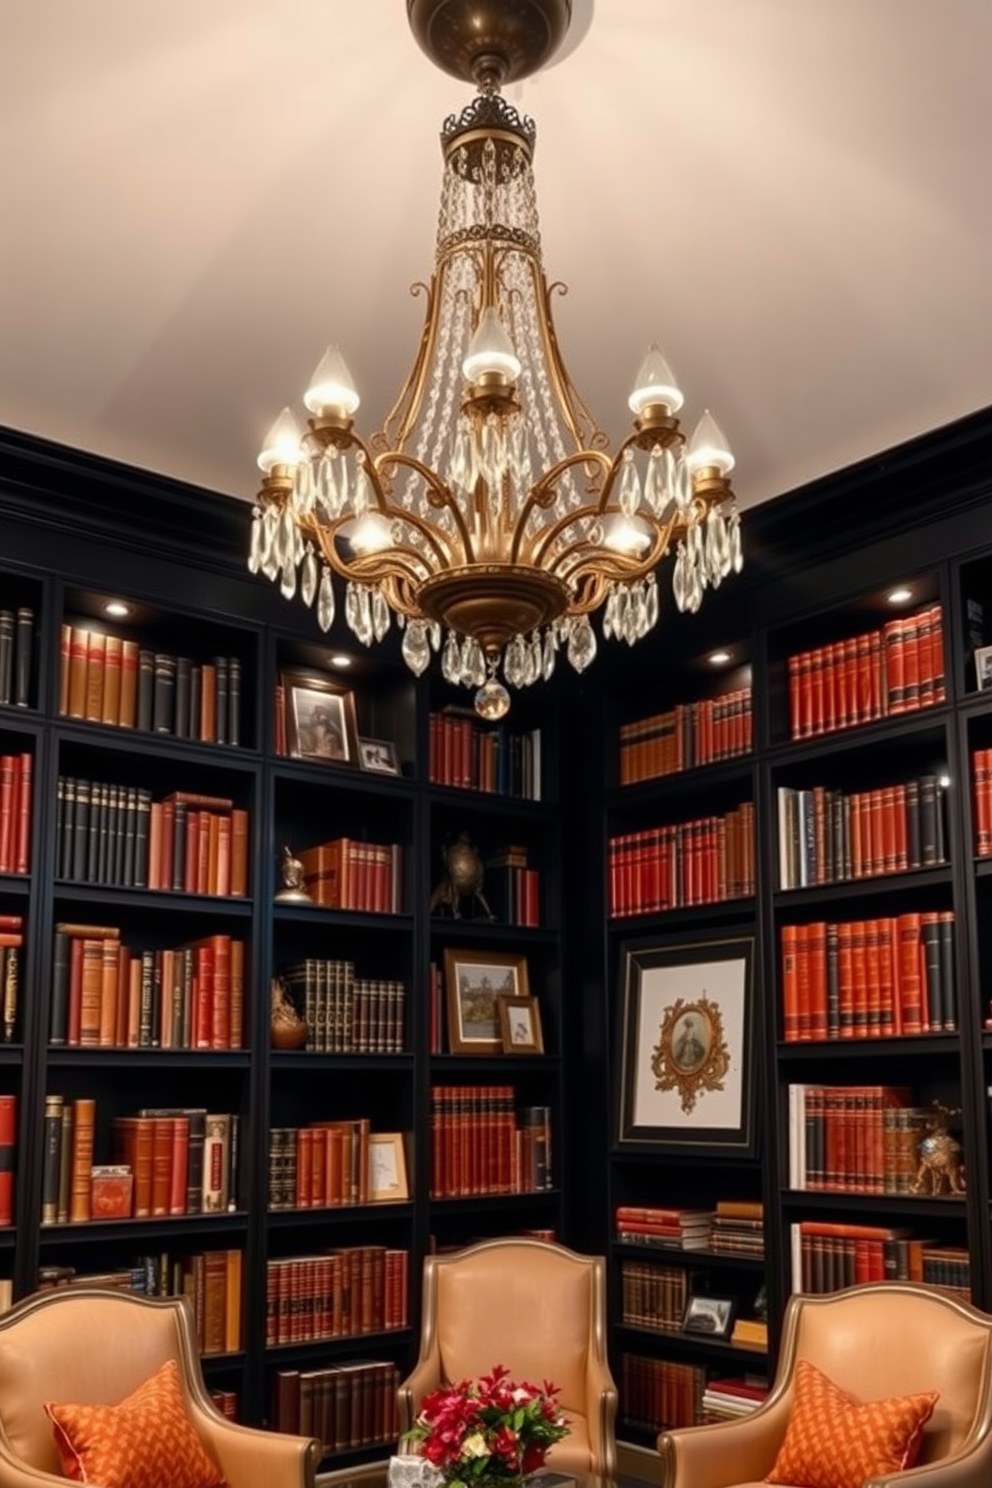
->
<box><xmin>248</xmin><ymin>0</ymin><xmax>742</xmax><ymax>720</ymax></box>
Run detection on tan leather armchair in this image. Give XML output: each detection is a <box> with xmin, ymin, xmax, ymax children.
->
<box><xmin>398</xmin><ymin>1237</ymin><xmax>617</xmax><ymax>1478</ymax></box>
<box><xmin>658</xmin><ymin>1282</ymin><xmax>992</xmax><ymax>1488</ymax></box>
<box><xmin>0</xmin><ymin>1286</ymin><xmax>319</xmax><ymax>1488</ymax></box>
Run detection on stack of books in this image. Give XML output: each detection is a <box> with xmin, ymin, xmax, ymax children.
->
<box><xmin>701</xmin><ymin>1375</ymin><xmax>768</xmax><ymax>1422</ymax></box>
<box><xmin>614</xmin><ymin>1205</ymin><xmax>714</xmax><ymax>1251</ymax></box>
<box><xmin>709</xmin><ymin>1199</ymin><xmax>765</xmax><ymax>1258</ymax></box>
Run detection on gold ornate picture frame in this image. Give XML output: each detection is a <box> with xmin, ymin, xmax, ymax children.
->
<box><xmin>617</xmin><ymin>933</ymin><xmax>756</xmax><ymax>1154</ymax></box>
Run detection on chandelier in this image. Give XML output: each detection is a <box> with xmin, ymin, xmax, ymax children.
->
<box><xmin>248</xmin><ymin>0</ymin><xmax>743</xmax><ymax>720</ymax></box>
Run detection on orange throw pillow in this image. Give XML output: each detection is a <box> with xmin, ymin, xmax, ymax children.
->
<box><xmin>46</xmin><ymin>1359</ymin><xmax>226</xmax><ymax>1488</ymax></box>
<box><xmin>766</xmin><ymin>1358</ymin><xmax>937</xmax><ymax>1488</ymax></box>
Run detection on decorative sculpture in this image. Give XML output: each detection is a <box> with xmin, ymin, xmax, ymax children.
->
<box><xmin>912</xmin><ymin>1100</ymin><xmax>966</xmax><ymax>1196</ymax></box>
<box><xmin>270</xmin><ymin>977</ymin><xmax>309</xmax><ymax>1050</ymax></box>
<box><xmin>429</xmin><ymin>832</ymin><xmax>495</xmax><ymax>920</ymax></box>
<box><xmin>274</xmin><ymin>843</ymin><xmax>311</xmax><ymax>904</ymax></box>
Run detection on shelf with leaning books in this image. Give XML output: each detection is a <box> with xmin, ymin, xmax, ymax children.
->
<box><xmin>776</xmin><ymin>901</ymin><xmax>959</xmax><ymax>1044</ymax></box>
<box><xmin>54</xmin><ymin>733</ymin><xmax>257</xmax><ymax>899</ymax></box>
<box><xmin>37</xmin><ymin>1086</ymin><xmax>247</xmax><ymax>1229</ymax></box>
<box><xmin>787</xmin><ymin>1217</ymin><xmax>972</xmax><ymax>1299</ymax></box>
<box><xmin>771</xmin><ymin>725</ymin><xmax>951</xmax><ymax>892</ymax></box>
<box><xmin>765</xmin><ymin>575</ymin><xmax>946</xmax><ymax>748</ymax></box>
<box><xmin>34</xmin><ymin>1243</ymin><xmax>246</xmax><ymax>1355</ymax></box>
<box><xmin>44</xmin><ymin>904</ymin><xmax>253</xmax><ymax>1052</ymax></box>
<box><xmin>0</xmin><ymin>580</ymin><xmax>42</xmax><ymax>715</ymax></box>
<box><xmin>782</xmin><ymin>1078</ymin><xmax>969</xmax><ymax>1204</ymax></box>
<box><xmin>613</xmin><ymin>665</ymin><xmax>753</xmax><ymax>789</ymax></box>
<box><xmin>425</xmin><ymin>680</ymin><xmax>551</xmax><ymax>801</ymax></box>
<box><xmin>606</xmin><ymin>768</ymin><xmax>756</xmax><ymax>921</ymax></box>
<box><xmin>59</xmin><ymin>587</ymin><xmax>258</xmax><ymax>750</ymax></box>
<box><xmin>267</xmin><ymin>1355</ymin><xmax>402</xmax><ymax>1456</ymax></box>
<box><xmin>272</xmin><ymin>771</ymin><xmax>413</xmax><ymax>918</ymax></box>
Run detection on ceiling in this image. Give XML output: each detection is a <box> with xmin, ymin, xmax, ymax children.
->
<box><xmin>2</xmin><ymin>1</ymin><xmax>990</xmax><ymax>519</ymax></box>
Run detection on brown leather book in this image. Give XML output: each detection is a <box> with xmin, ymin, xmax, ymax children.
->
<box><xmin>68</xmin><ymin>1097</ymin><xmax>96</xmax><ymax>1223</ymax></box>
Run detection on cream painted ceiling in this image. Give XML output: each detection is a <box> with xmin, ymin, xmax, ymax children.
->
<box><xmin>1</xmin><ymin>1</ymin><xmax>990</xmax><ymax>515</ymax></box>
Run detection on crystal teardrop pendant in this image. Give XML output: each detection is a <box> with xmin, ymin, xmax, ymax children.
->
<box><xmin>504</xmin><ymin>634</ymin><xmax>526</xmax><ymax>688</ymax></box>
<box><xmin>279</xmin><ymin>550</ymin><xmax>297</xmax><ymax>601</ymax></box>
<box><xmin>345</xmin><ymin>582</ymin><xmax>360</xmax><ymax>634</ymax></box>
<box><xmin>442</xmin><ymin>631</ymin><xmax>462</xmax><ymax>684</ymax></box>
<box><xmin>401</xmin><ymin>619</ymin><xmax>431</xmax><ymax>676</ymax></box>
<box><xmin>248</xmin><ymin>508</ymin><xmax>263</xmax><ymax>574</ymax></box>
<box><xmin>300</xmin><ymin>545</ymin><xmax>318</xmax><ymax>607</ymax></box>
<box><xmin>645</xmin><ymin>573</ymin><xmax>660</xmax><ymax>629</ymax></box>
<box><xmin>355</xmin><ymin>585</ymin><xmax>373</xmax><ymax>645</ymax></box>
<box><xmin>542</xmin><ymin>628</ymin><xmax>557</xmax><ymax>681</ymax></box>
<box><xmin>567</xmin><ymin>616</ymin><xmax>597</xmax><ymax>673</ymax></box>
<box><xmin>372</xmin><ymin>587</ymin><xmax>390</xmax><ymax>642</ymax></box>
<box><xmin>316</xmin><ymin>566</ymin><xmax>335</xmax><ymax>632</ymax></box>
<box><xmin>729</xmin><ymin>507</ymin><xmax>744</xmax><ymax>572</ymax></box>
<box><xmin>464</xmin><ymin>639</ymin><xmax>486</xmax><ymax>688</ymax></box>
<box><xmin>261</xmin><ymin>507</ymin><xmax>280</xmax><ymax>582</ymax></box>
<box><xmin>618</xmin><ymin>449</ymin><xmax>642</xmax><ymax>519</ymax></box>
<box><xmin>352</xmin><ymin>458</ymin><xmax>374</xmax><ymax>518</ymax></box>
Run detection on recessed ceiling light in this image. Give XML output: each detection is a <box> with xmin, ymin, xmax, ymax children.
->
<box><xmin>329</xmin><ymin>654</ymin><xmax>352</xmax><ymax>669</ymax></box>
<box><xmin>887</xmin><ymin>587</ymin><xmax>913</xmax><ymax>605</ymax></box>
<box><xmin>939</xmin><ymin>773</ymin><xmax>951</xmax><ymax>789</ymax></box>
<box><xmin>708</xmin><ymin>650</ymin><xmax>732</xmax><ymax>666</ymax></box>
<box><xmin>103</xmin><ymin>600</ymin><xmax>131</xmax><ymax>618</ymax></box>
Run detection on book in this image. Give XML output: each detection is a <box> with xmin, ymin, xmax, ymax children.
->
<box><xmin>0</xmin><ymin>1095</ymin><xmax>16</xmax><ymax>1225</ymax></box>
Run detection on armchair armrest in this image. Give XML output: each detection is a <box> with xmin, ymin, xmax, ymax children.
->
<box><xmin>658</xmin><ymin>1394</ymin><xmax>791</xmax><ymax>1488</ymax></box>
<box><xmin>0</xmin><ymin>1448</ymin><xmax>80</xmax><ymax>1488</ymax></box>
<box><xmin>582</xmin><ymin>1367</ymin><xmax>618</xmax><ymax>1480</ymax></box>
<box><xmin>186</xmin><ymin>1400</ymin><xmax>319</xmax><ymax>1488</ymax></box>
<box><xmin>397</xmin><ymin>1359</ymin><xmax>442</xmax><ymax>1442</ymax></box>
<box><xmin>869</xmin><ymin>1433</ymin><xmax>992</xmax><ymax>1488</ymax></box>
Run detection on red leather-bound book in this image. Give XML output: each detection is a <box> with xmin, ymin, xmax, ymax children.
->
<box><xmin>169</xmin><ymin>1116</ymin><xmax>190</xmax><ymax>1216</ymax></box>
<box><xmin>0</xmin><ymin>1094</ymin><xmax>16</xmax><ymax>1225</ymax></box>
<box><xmin>14</xmin><ymin>752</ymin><xmax>30</xmax><ymax>875</ymax></box>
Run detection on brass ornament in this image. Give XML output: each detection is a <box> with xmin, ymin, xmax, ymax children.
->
<box><xmin>650</xmin><ymin>994</ymin><xmax>730</xmax><ymax>1115</ymax></box>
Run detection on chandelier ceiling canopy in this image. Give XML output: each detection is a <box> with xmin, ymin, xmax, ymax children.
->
<box><xmin>248</xmin><ymin>0</ymin><xmax>743</xmax><ymax>719</ymax></box>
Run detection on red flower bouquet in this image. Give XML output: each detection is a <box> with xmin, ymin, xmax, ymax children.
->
<box><xmin>408</xmin><ymin>1364</ymin><xmax>569</xmax><ymax>1487</ymax></box>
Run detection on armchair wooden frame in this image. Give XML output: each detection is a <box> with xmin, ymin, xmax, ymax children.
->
<box><xmin>658</xmin><ymin>1282</ymin><xmax>992</xmax><ymax>1488</ymax></box>
<box><xmin>0</xmin><ymin>1287</ymin><xmax>320</xmax><ymax>1488</ymax></box>
<box><xmin>398</xmin><ymin>1236</ymin><xmax>617</xmax><ymax>1479</ymax></box>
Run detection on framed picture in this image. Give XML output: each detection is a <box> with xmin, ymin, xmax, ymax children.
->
<box><xmin>282</xmin><ymin>672</ymin><xmax>359</xmax><ymax>765</ymax></box>
<box><xmin>976</xmin><ymin>643</ymin><xmax>992</xmax><ymax>691</ymax></box>
<box><xmin>368</xmin><ymin>1132</ymin><xmax>409</xmax><ymax>1202</ymax></box>
<box><xmin>358</xmin><ymin>737</ymin><xmax>400</xmax><ymax>775</ymax></box>
<box><xmin>617</xmin><ymin>933</ymin><xmax>756</xmax><ymax>1155</ymax></box>
<box><xmin>498</xmin><ymin>994</ymin><xmax>544</xmax><ymax>1054</ymax></box>
<box><xmin>683</xmin><ymin>1294</ymin><xmax>736</xmax><ymax>1339</ymax></box>
<box><xmin>443</xmin><ymin>949</ymin><xmax>529</xmax><ymax>1055</ymax></box>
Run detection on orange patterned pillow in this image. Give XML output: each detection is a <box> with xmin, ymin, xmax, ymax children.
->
<box><xmin>46</xmin><ymin>1359</ymin><xmax>226</xmax><ymax>1488</ymax></box>
<box><xmin>766</xmin><ymin>1358</ymin><xmax>937</xmax><ymax>1488</ymax></box>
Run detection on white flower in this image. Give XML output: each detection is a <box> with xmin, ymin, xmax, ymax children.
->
<box><xmin>461</xmin><ymin>1434</ymin><xmax>489</xmax><ymax>1459</ymax></box>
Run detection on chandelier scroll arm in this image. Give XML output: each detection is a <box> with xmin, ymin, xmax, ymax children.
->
<box><xmin>372</xmin><ymin>280</ymin><xmax>439</xmax><ymax>452</ymax></box>
<box><xmin>373</xmin><ymin>449</ymin><xmax>477</xmax><ymax>564</ymax></box>
<box><xmin>512</xmin><ymin>448</ymin><xmax>613</xmax><ymax>567</ymax></box>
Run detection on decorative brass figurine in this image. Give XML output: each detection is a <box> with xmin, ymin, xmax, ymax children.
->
<box><xmin>429</xmin><ymin>832</ymin><xmax>495</xmax><ymax>920</ymax></box>
<box><xmin>270</xmin><ymin>977</ymin><xmax>309</xmax><ymax>1050</ymax></box>
<box><xmin>274</xmin><ymin>843</ymin><xmax>312</xmax><ymax>904</ymax></box>
<box><xmin>912</xmin><ymin>1100</ymin><xmax>966</xmax><ymax>1195</ymax></box>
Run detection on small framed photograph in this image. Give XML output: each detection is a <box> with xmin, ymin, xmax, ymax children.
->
<box><xmin>683</xmin><ymin>1294</ymin><xmax>736</xmax><ymax>1338</ymax></box>
<box><xmin>976</xmin><ymin>643</ymin><xmax>992</xmax><ymax>691</ymax></box>
<box><xmin>282</xmin><ymin>672</ymin><xmax>359</xmax><ymax>765</ymax></box>
<box><xmin>443</xmin><ymin>949</ymin><xmax>529</xmax><ymax>1055</ymax></box>
<box><xmin>498</xmin><ymin>994</ymin><xmax>544</xmax><ymax>1054</ymax></box>
<box><xmin>368</xmin><ymin>1132</ymin><xmax>409</xmax><ymax>1202</ymax></box>
<box><xmin>358</xmin><ymin>737</ymin><xmax>400</xmax><ymax>775</ymax></box>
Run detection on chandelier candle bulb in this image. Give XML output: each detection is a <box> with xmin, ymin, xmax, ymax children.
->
<box><xmin>248</xmin><ymin>1</ymin><xmax>744</xmax><ymax>716</ymax></box>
